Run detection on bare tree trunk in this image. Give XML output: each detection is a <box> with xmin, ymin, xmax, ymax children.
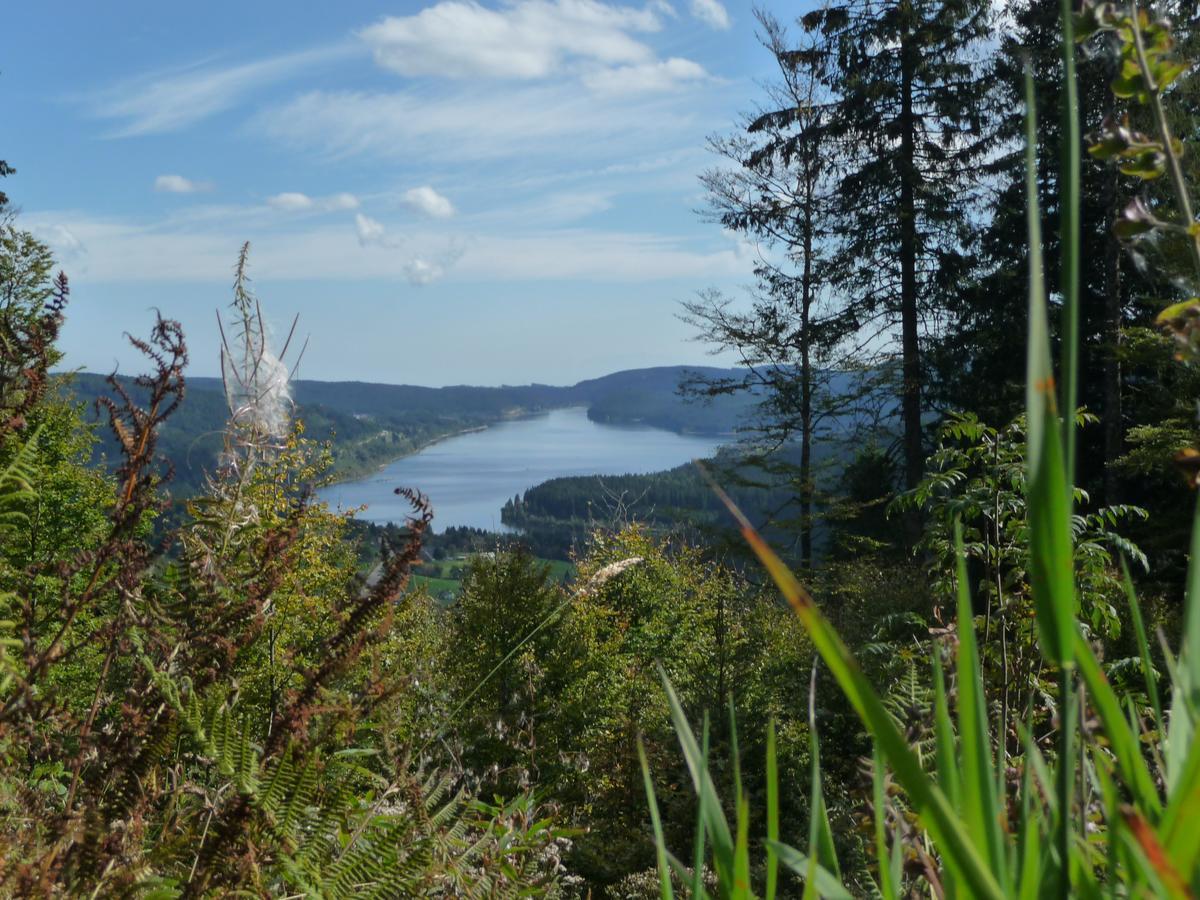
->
<box><xmin>1102</xmin><ymin>137</ymin><xmax>1124</xmax><ymax>503</ymax></box>
<box><xmin>800</xmin><ymin>163</ymin><xmax>816</xmax><ymax>570</ymax></box>
<box><xmin>899</xmin><ymin>14</ymin><xmax>923</xmax><ymax>495</ymax></box>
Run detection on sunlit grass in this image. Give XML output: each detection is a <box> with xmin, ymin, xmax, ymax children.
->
<box><xmin>642</xmin><ymin>3</ymin><xmax>1200</xmax><ymax>896</ymax></box>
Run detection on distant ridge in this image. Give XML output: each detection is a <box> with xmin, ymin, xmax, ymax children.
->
<box><xmin>54</xmin><ymin>365</ymin><xmax>755</xmax><ymax>494</ymax></box>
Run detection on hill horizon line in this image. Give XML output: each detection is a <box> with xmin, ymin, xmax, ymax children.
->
<box><xmin>56</xmin><ymin>363</ymin><xmax>744</xmax><ymax>393</ymax></box>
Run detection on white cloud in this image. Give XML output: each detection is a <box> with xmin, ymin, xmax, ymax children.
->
<box><xmin>472</xmin><ymin>190</ymin><xmax>612</xmax><ymax>226</ymax></box>
<box><xmin>403</xmin><ymin>258</ymin><xmax>443</xmax><ymax>285</ymax></box>
<box><xmin>355</xmin><ymin>213</ymin><xmax>389</xmax><ymax>246</ymax></box>
<box><xmin>527</xmin><ymin>191</ymin><xmax>612</xmax><ymax>221</ymax></box>
<box><xmin>456</xmin><ymin>230</ymin><xmax>748</xmax><ymax>280</ymax></box>
<box><xmin>22</xmin><ymin>211</ymin><xmax>752</xmax><ymax>284</ymax></box>
<box><xmin>403</xmin><ymin>186</ymin><xmax>455</xmax><ymax>219</ymax></box>
<box><xmin>268</xmin><ymin>192</ymin><xmax>315</xmax><ymax>211</ymax></box>
<box><xmin>33</xmin><ymin>224</ymin><xmax>86</xmax><ymax>261</ymax></box>
<box><xmin>257</xmin><ymin>81</ymin><xmax>704</xmax><ymax>165</ymax></box>
<box><xmin>87</xmin><ymin>45</ymin><xmax>352</xmax><ymax>137</ymax></box>
<box><xmin>689</xmin><ymin>0</ymin><xmax>729</xmax><ymax>29</ymax></box>
<box><xmin>154</xmin><ymin>174</ymin><xmax>212</xmax><ymax>194</ymax></box>
<box><xmin>268</xmin><ymin>191</ymin><xmax>360</xmax><ymax>212</ymax></box>
<box><xmin>722</xmin><ymin>227</ymin><xmax>757</xmax><ymax>262</ymax></box>
<box><xmin>359</xmin><ymin>0</ymin><xmax>665</xmax><ymax>80</ymax></box>
<box><xmin>326</xmin><ymin>192</ymin><xmax>360</xmax><ymax>210</ymax></box>
<box><xmin>583</xmin><ymin>57</ymin><xmax>707</xmax><ymax>94</ymax></box>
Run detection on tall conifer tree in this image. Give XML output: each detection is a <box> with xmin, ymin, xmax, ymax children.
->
<box><xmin>803</xmin><ymin>0</ymin><xmax>995</xmax><ymax>490</ymax></box>
<box><xmin>685</xmin><ymin>11</ymin><xmax>849</xmax><ymax>568</ymax></box>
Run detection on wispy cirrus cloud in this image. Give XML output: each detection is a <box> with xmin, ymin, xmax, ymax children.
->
<box><xmin>85</xmin><ymin>44</ymin><xmax>355</xmax><ymax>137</ymax></box>
<box><xmin>22</xmin><ymin>209</ymin><xmax>752</xmax><ymax>285</ymax></box>
<box><xmin>256</xmin><ymin>80</ymin><xmax>704</xmax><ymax>165</ymax></box>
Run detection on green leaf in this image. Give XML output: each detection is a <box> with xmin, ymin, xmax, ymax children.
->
<box><xmin>769</xmin><ymin>840</ymin><xmax>854</xmax><ymax>900</ymax></box>
<box><xmin>1023</xmin><ymin>66</ymin><xmax>1078</xmax><ymax>670</ymax></box>
<box><xmin>1118</xmin><ymin>148</ymin><xmax>1167</xmax><ymax>179</ymax></box>
<box><xmin>1113</xmin><ymin>216</ymin><xmax>1158</xmax><ymax>239</ymax></box>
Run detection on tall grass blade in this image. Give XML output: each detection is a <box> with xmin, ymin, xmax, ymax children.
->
<box><xmin>1022</xmin><ymin>65</ymin><xmax>1076</xmax><ymax>670</ymax></box>
<box><xmin>727</xmin><ymin>703</ymin><xmax>750</xmax><ymax>899</ymax></box>
<box><xmin>693</xmin><ymin>714</ymin><xmax>711</xmax><ymax>899</ymax></box>
<box><xmin>638</xmin><ymin>738</ymin><xmax>675</xmax><ymax>900</ymax></box>
<box><xmin>931</xmin><ymin>649</ymin><xmax>959</xmax><ymax>900</ymax></box>
<box><xmin>734</xmin><ymin>794</ymin><xmax>752</xmax><ymax>899</ymax></box>
<box><xmin>806</xmin><ymin>665</ymin><xmax>839</xmax><ymax>884</ymax></box>
<box><xmin>1023</xmin><ymin>63</ymin><xmax>1078</xmax><ymax>897</ymax></box>
<box><xmin>873</xmin><ymin>747</ymin><xmax>899</xmax><ymax>900</ymax></box>
<box><xmin>1070</xmin><ymin>630</ymin><xmax>1161</xmax><ymax>814</ymax></box>
<box><xmin>1160</xmin><ymin>737</ymin><xmax>1200</xmax><ymax>874</ymax></box>
<box><xmin>706</xmin><ymin>482</ymin><xmax>1005</xmax><ymax>900</ymax></box>
<box><xmin>1018</xmin><ymin>721</ymin><xmax>1057</xmax><ymax>818</ymax></box>
<box><xmin>659</xmin><ymin>668</ymin><xmax>736</xmax><ymax>893</ymax></box>
<box><xmin>1121</xmin><ymin>557</ymin><xmax>1164</xmax><ymax>735</ymax></box>
<box><xmin>728</xmin><ymin>697</ymin><xmax>743</xmax><ymax>812</ymax></box>
<box><xmin>768</xmin><ymin>840</ymin><xmax>853</xmax><ymax>900</ymax></box>
<box><xmin>1090</xmin><ymin>745</ymin><xmax>1122</xmax><ymax>894</ymax></box>
<box><xmin>954</xmin><ymin>522</ymin><xmax>1007</xmax><ymax>883</ymax></box>
<box><xmin>931</xmin><ymin>649</ymin><xmax>960</xmax><ymax>807</ymax></box>
<box><xmin>1015</xmin><ymin>747</ymin><xmax>1042</xmax><ymax>900</ymax></box>
<box><xmin>1168</xmin><ymin>493</ymin><xmax>1200</xmax><ymax>790</ymax></box>
<box><xmin>766</xmin><ymin>718</ymin><xmax>779</xmax><ymax>900</ymax></box>
<box><xmin>1122</xmin><ymin>808</ymin><xmax>1194</xmax><ymax>900</ymax></box>
<box><xmin>1058</xmin><ymin>0</ymin><xmax>1081</xmax><ymax>485</ymax></box>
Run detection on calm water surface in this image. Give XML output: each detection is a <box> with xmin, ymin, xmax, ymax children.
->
<box><xmin>318</xmin><ymin>406</ymin><xmax>723</xmax><ymax>531</ymax></box>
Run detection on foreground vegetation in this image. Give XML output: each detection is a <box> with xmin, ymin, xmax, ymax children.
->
<box><xmin>639</xmin><ymin>1</ymin><xmax>1200</xmax><ymax>897</ymax></box>
<box><xmin>5</xmin><ymin>0</ymin><xmax>1200</xmax><ymax>895</ymax></box>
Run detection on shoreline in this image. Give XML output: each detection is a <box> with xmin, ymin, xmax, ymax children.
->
<box><xmin>324</xmin><ymin>404</ymin><xmax>731</xmax><ymax>488</ymax></box>
<box><xmin>325</xmin><ymin>407</ymin><xmax>557</xmax><ymax>486</ymax></box>
<box><xmin>324</xmin><ymin>423</ymin><xmax>494</xmax><ymax>487</ymax></box>
<box><xmin>378</xmin><ymin>423</ymin><xmax>490</xmax><ymax>470</ymax></box>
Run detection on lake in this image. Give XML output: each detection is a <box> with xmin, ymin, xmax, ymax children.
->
<box><xmin>317</xmin><ymin>406</ymin><xmax>724</xmax><ymax>531</ymax></box>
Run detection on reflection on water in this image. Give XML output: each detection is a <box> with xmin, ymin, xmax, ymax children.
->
<box><xmin>317</xmin><ymin>406</ymin><xmax>723</xmax><ymax>531</ymax></box>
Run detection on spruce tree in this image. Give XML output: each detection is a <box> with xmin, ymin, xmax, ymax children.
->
<box><xmin>944</xmin><ymin>0</ymin><xmax>1198</xmax><ymax>504</ymax></box>
<box><xmin>685</xmin><ymin>11</ymin><xmax>849</xmax><ymax>568</ymax></box>
<box><xmin>802</xmin><ymin>0</ymin><xmax>995</xmax><ymax>490</ymax></box>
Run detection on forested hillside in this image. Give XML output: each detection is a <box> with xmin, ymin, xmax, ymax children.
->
<box><xmin>59</xmin><ymin>365</ymin><xmax>754</xmax><ymax>494</ymax></box>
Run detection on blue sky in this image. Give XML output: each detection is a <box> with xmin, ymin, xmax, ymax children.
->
<box><xmin>5</xmin><ymin>0</ymin><xmax>781</xmax><ymax>385</ymax></box>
